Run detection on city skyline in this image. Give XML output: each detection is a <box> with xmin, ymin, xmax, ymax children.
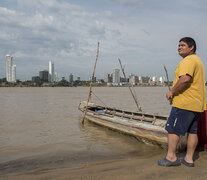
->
<box><xmin>0</xmin><ymin>0</ymin><xmax>207</xmax><ymax>81</ymax></box>
<box><xmin>1</xmin><ymin>53</ymin><xmax>168</xmax><ymax>82</ymax></box>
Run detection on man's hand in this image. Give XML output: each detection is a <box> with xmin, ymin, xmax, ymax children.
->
<box><xmin>166</xmin><ymin>74</ymin><xmax>191</xmax><ymax>101</ymax></box>
<box><xmin>166</xmin><ymin>91</ymin><xmax>174</xmax><ymax>100</ymax></box>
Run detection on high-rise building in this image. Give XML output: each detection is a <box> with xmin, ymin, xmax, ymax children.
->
<box><xmin>6</xmin><ymin>55</ymin><xmax>16</xmax><ymax>82</ymax></box>
<box><xmin>112</xmin><ymin>69</ymin><xmax>120</xmax><ymax>85</ymax></box>
<box><xmin>104</xmin><ymin>73</ymin><xmax>112</xmax><ymax>83</ymax></box>
<box><xmin>32</xmin><ymin>76</ymin><xmax>40</xmax><ymax>82</ymax></box>
<box><xmin>54</xmin><ymin>72</ymin><xmax>59</xmax><ymax>82</ymax></box>
<box><xmin>159</xmin><ymin>76</ymin><xmax>165</xmax><ymax>84</ymax></box>
<box><xmin>49</xmin><ymin>61</ymin><xmax>54</xmax><ymax>82</ymax></box>
<box><xmin>6</xmin><ymin>55</ymin><xmax>12</xmax><ymax>82</ymax></box>
<box><xmin>152</xmin><ymin>76</ymin><xmax>157</xmax><ymax>82</ymax></box>
<box><xmin>12</xmin><ymin>65</ymin><xmax>16</xmax><ymax>83</ymax></box>
<box><xmin>69</xmin><ymin>73</ymin><xmax>73</xmax><ymax>83</ymax></box>
<box><xmin>39</xmin><ymin>70</ymin><xmax>49</xmax><ymax>82</ymax></box>
<box><xmin>140</xmin><ymin>76</ymin><xmax>150</xmax><ymax>84</ymax></box>
<box><xmin>129</xmin><ymin>74</ymin><xmax>138</xmax><ymax>85</ymax></box>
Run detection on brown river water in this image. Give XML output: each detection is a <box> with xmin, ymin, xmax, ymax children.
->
<box><xmin>0</xmin><ymin>87</ymin><xmax>207</xmax><ymax>180</ymax></box>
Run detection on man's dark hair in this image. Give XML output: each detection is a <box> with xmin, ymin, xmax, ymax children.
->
<box><xmin>179</xmin><ymin>37</ymin><xmax>196</xmax><ymax>53</ymax></box>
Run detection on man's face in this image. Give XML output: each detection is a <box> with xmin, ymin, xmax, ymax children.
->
<box><xmin>178</xmin><ymin>41</ymin><xmax>194</xmax><ymax>58</ymax></box>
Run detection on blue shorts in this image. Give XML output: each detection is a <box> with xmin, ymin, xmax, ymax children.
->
<box><xmin>165</xmin><ymin>107</ymin><xmax>200</xmax><ymax>136</ymax></box>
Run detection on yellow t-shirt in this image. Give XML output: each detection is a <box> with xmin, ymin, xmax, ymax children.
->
<box><xmin>172</xmin><ymin>54</ymin><xmax>206</xmax><ymax>112</ymax></box>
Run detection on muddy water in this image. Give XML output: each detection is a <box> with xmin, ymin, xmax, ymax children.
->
<box><xmin>1</xmin><ymin>87</ymin><xmax>206</xmax><ymax>180</ymax></box>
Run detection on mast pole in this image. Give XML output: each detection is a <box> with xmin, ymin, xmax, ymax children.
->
<box><xmin>118</xmin><ymin>58</ymin><xmax>142</xmax><ymax>111</ymax></box>
<box><xmin>82</xmin><ymin>42</ymin><xmax>100</xmax><ymax>124</ymax></box>
<box><xmin>163</xmin><ymin>65</ymin><xmax>171</xmax><ymax>91</ymax></box>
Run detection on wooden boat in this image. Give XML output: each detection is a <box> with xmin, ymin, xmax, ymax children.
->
<box><xmin>79</xmin><ymin>101</ymin><xmax>187</xmax><ymax>151</ymax></box>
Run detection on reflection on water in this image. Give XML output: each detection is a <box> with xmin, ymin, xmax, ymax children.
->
<box><xmin>0</xmin><ymin>87</ymin><xmax>170</xmax><ymax>175</ymax></box>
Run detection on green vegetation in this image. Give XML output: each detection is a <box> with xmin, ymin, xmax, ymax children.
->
<box><xmin>0</xmin><ymin>78</ymin><xmax>107</xmax><ymax>87</ymax></box>
<box><xmin>2</xmin><ymin>78</ymin><xmax>204</xmax><ymax>87</ymax></box>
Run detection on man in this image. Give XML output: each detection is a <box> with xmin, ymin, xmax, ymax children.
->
<box><xmin>158</xmin><ymin>37</ymin><xmax>206</xmax><ymax>167</ymax></box>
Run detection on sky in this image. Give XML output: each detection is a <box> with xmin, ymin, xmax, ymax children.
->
<box><xmin>0</xmin><ymin>0</ymin><xmax>207</xmax><ymax>81</ymax></box>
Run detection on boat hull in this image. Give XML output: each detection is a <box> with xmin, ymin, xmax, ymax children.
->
<box><xmin>79</xmin><ymin>102</ymin><xmax>187</xmax><ymax>151</ymax></box>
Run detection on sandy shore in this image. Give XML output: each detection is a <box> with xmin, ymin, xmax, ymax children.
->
<box><xmin>1</xmin><ymin>150</ymin><xmax>207</xmax><ymax>180</ymax></box>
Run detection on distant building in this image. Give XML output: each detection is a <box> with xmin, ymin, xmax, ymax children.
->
<box><xmin>140</xmin><ymin>76</ymin><xmax>150</xmax><ymax>84</ymax></box>
<box><xmin>6</xmin><ymin>55</ymin><xmax>16</xmax><ymax>82</ymax></box>
<box><xmin>89</xmin><ymin>76</ymin><xmax>96</xmax><ymax>82</ymax></box>
<box><xmin>159</xmin><ymin>76</ymin><xmax>165</xmax><ymax>84</ymax></box>
<box><xmin>104</xmin><ymin>73</ymin><xmax>112</xmax><ymax>83</ymax></box>
<box><xmin>69</xmin><ymin>73</ymin><xmax>73</xmax><ymax>83</ymax></box>
<box><xmin>129</xmin><ymin>74</ymin><xmax>138</xmax><ymax>85</ymax></box>
<box><xmin>39</xmin><ymin>70</ymin><xmax>49</xmax><ymax>82</ymax></box>
<box><xmin>138</xmin><ymin>76</ymin><xmax>141</xmax><ymax>82</ymax></box>
<box><xmin>120</xmin><ymin>77</ymin><xmax>128</xmax><ymax>83</ymax></box>
<box><xmin>12</xmin><ymin>65</ymin><xmax>16</xmax><ymax>82</ymax></box>
<box><xmin>149</xmin><ymin>76</ymin><xmax>157</xmax><ymax>85</ymax></box>
<box><xmin>54</xmin><ymin>72</ymin><xmax>59</xmax><ymax>82</ymax></box>
<box><xmin>6</xmin><ymin>55</ymin><xmax>12</xmax><ymax>82</ymax></box>
<box><xmin>97</xmin><ymin>79</ymin><xmax>104</xmax><ymax>83</ymax></box>
<box><xmin>32</xmin><ymin>76</ymin><xmax>40</xmax><ymax>82</ymax></box>
<box><xmin>152</xmin><ymin>76</ymin><xmax>157</xmax><ymax>82</ymax></box>
<box><xmin>112</xmin><ymin>69</ymin><xmax>120</xmax><ymax>85</ymax></box>
<box><xmin>49</xmin><ymin>61</ymin><xmax>54</xmax><ymax>82</ymax></box>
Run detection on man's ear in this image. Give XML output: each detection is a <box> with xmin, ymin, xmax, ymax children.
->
<box><xmin>190</xmin><ymin>45</ymin><xmax>194</xmax><ymax>52</ymax></box>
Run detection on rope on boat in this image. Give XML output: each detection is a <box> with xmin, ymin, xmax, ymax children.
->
<box><xmin>91</xmin><ymin>91</ymin><xmax>107</xmax><ymax>107</ymax></box>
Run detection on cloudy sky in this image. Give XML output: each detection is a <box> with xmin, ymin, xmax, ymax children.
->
<box><xmin>0</xmin><ymin>0</ymin><xmax>207</xmax><ymax>81</ymax></box>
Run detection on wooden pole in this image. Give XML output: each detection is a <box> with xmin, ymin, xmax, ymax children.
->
<box><xmin>163</xmin><ymin>65</ymin><xmax>171</xmax><ymax>91</ymax></box>
<box><xmin>164</xmin><ymin>65</ymin><xmax>173</xmax><ymax>104</ymax></box>
<box><xmin>82</xmin><ymin>42</ymin><xmax>100</xmax><ymax>124</ymax></box>
<box><xmin>118</xmin><ymin>58</ymin><xmax>142</xmax><ymax>112</ymax></box>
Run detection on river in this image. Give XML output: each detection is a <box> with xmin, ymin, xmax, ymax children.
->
<box><xmin>0</xmin><ymin>87</ymin><xmax>206</xmax><ymax>180</ymax></box>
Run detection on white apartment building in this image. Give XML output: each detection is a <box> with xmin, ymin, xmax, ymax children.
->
<box><xmin>129</xmin><ymin>74</ymin><xmax>138</xmax><ymax>85</ymax></box>
<box><xmin>159</xmin><ymin>76</ymin><xmax>165</xmax><ymax>83</ymax></box>
<box><xmin>6</xmin><ymin>55</ymin><xmax>16</xmax><ymax>82</ymax></box>
<box><xmin>112</xmin><ymin>69</ymin><xmax>120</xmax><ymax>85</ymax></box>
<box><xmin>54</xmin><ymin>72</ymin><xmax>59</xmax><ymax>82</ymax></box>
<box><xmin>12</xmin><ymin>65</ymin><xmax>16</xmax><ymax>82</ymax></box>
<box><xmin>152</xmin><ymin>76</ymin><xmax>157</xmax><ymax>82</ymax></box>
<box><xmin>49</xmin><ymin>61</ymin><xmax>55</xmax><ymax>82</ymax></box>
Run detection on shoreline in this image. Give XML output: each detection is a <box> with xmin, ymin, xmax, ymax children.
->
<box><xmin>1</xmin><ymin>150</ymin><xmax>207</xmax><ymax>180</ymax></box>
<box><xmin>0</xmin><ymin>85</ymin><xmax>168</xmax><ymax>88</ymax></box>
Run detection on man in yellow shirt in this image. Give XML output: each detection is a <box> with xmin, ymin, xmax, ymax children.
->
<box><xmin>158</xmin><ymin>37</ymin><xmax>206</xmax><ymax>167</ymax></box>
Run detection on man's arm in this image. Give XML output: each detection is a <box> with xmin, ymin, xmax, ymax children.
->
<box><xmin>166</xmin><ymin>74</ymin><xmax>191</xmax><ymax>100</ymax></box>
